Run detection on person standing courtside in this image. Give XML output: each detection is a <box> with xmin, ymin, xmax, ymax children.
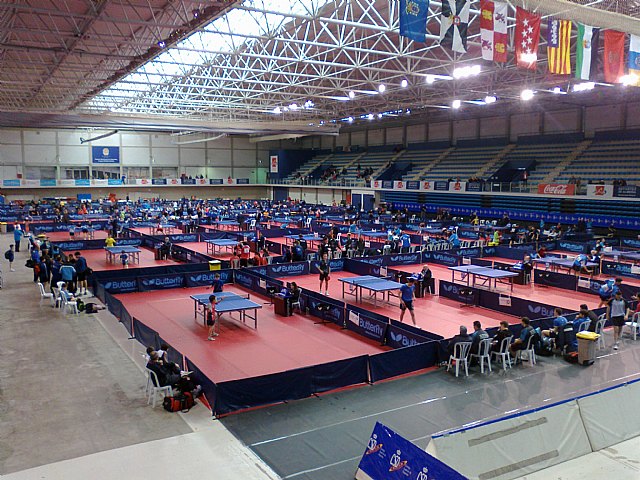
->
<box><xmin>399</xmin><ymin>277</ymin><xmax>417</xmax><ymax>326</ymax></box>
<box><xmin>608</xmin><ymin>291</ymin><xmax>628</xmax><ymax>350</ymax></box>
<box><xmin>318</xmin><ymin>253</ymin><xmax>331</xmax><ymax>295</ymax></box>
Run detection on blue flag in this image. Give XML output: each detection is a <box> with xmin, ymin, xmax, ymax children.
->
<box><xmin>400</xmin><ymin>0</ymin><xmax>429</xmax><ymax>42</ymax></box>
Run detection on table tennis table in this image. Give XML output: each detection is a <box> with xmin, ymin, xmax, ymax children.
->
<box><xmin>205</xmin><ymin>239</ymin><xmax>239</xmax><ymax>255</ymax></box>
<box><xmin>190</xmin><ymin>291</ymin><xmax>262</xmax><ymax>331</ymax></box>
<box><xmin>601</xmin><ymin>250</ymin><xmax>640</xmax><ymax>262</ymax></box>
<box><xmin>284</xmin><ymin>234</ymin><xmax>323</xmax><ymax>248</ymax></box>
<box><xmin>212</xmin><ymin>220</ymin><xmax>241</xmax><ymax>231</ymax></box>
<box><xmin>339</xmin><ymin>275</ymin><xmax>403</xmax><ymax>307</ymax></box>
<box><xmin>148</xmin><ymin>225</ymin><xmax>177</xmax><ymax>235</ymax></box>
<box><xmin>354</xmin><ymin>230</ymin><xmax>389</xmax><ymax>239</ymax></box>
<box><xmin>533</xmin><ymin>257</ymin><xmax>599</xmax><ymax>274</ymax></box>
<box><xmin>105</xmin><ymin>246</ymin><xmax>141</xmax><ymax>264</ymax></box>
<box><xmin>448</xmin><ymin>265</ymin><xmax>519</xmax><ymax>292</ymax></box>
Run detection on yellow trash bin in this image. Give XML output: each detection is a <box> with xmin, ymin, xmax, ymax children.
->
<box><xmin>576</xmin><ymin>331</ymin><xmax>600</xmax><ymax>366</ymax></box>
<box><xmin>209</xmin><ymin>260</ymin><xmax>221</xmax><ymax>271</ymax></box>
<box><xmin>0</xmin><ymin>222</ymin><xmax>7</xmax><ymax>233</ymax></box>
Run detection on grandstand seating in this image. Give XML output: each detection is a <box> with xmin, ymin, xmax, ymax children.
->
<box><xmin>554</xmin><ymin>139</ymin><xmax>640</xmax><ymax>185</ymax></box>
<box><xmin>340</xmin><ymin>151</ymin><xmax>396</xmax><ymax>183</ymax></box>
<box><xmin>398</xmin><ymin>146</ymin><xmax>449</xmax><ymax>180</ymax></box>
<box><xmin>499</xmin><ymin>141</ymin><xmax>580</xmax><ymax>185</ymax></box>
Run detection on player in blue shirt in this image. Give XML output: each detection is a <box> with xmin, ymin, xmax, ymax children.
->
<box><xmin>399</xmin><ymin>277</ymin><xmax>417</xmax><ymax>326</ymax></box>
<box><xmin>598</xmin><ymin>277</ymin><xmax>623</xmax><ymax>308</ymax></box>
<box><xmin>400</xmin><ymin>233</ymin><xmax>411</xmax><ymax>253</ymax></box>
<box><xmin>449</xmin><ymin>231</ymin><xmax>460</xmax><ymax>249</ymax></box>
<box><xmin>211</xmin><ymin>273</ymin><xmax>224</xmax><ymax>293</ymax></box>
<box><xmin>120</xmin><ymin>250</ymin><xmax>129</xmax><ymax>269</ymax></box>
<box><xmin>542</xmin><ymin>307</ymin><xmax>567</xmax><ymax>341</ymax></box>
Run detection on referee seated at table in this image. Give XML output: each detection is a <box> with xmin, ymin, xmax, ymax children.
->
<box><xmin>159</xmin><ymin>236</ymin><xmax>172</xmax><ymax>259</ymax></box>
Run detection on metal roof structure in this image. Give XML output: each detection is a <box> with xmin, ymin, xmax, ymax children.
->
<box><xmin>1</xmin><ymin>0</ymin><xmax>640</xmax><ymax>134</ymax></box>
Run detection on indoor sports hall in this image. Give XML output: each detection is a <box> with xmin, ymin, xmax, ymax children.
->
<box><xmin>2</xmin><ymin>1</ymin><xmax>640</xmax><ymax>480</ymax></box>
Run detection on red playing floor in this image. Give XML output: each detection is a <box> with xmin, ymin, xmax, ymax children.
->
<box><xmin>76</xmin><ymin>247</ymin><xmax>180</xmax><ymax>272</ymax></box>
<box><xmin>176</xmin><ymin>241</ymin><xmax>233</xmax><ymax>260</ymax></box>
<box><xmin>117</xmin><ymin>285</ymin><xmax>388</xmax><ymax>383</ymax></box>
<box><xmin>42</xmin><ymin>230</ymin><xmax>109</xmax><ymax>241</ymax></box>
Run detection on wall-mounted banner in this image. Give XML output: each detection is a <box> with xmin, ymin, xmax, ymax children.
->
<box><xmin>40</xmin><ymin>179</ymin><xmax>57</xmax><ymax>187</ymax></box>
<box><xmin>355</xmin><ymin>422</ymin><xmax>467</xmax><ymax>480</ymax></box>
<box><xmin>614</xmin><ymin>185</ymin><xmax>640</xmax><ymax>198</ymax></box>
<box><xmin>420</xmin><ymin>181</ymin><xmax>435</xmax><ymax>191</ymax></box>
<box><xmin>58</xmin><ymin>179</ymin><xmax>76</xmax><ymax>187</ymax></box>
<box><xmin>108</xmin><ymin>179</ymin><xmax>123</xmax><ymax>186</ymax></box>
<box><xmin>434</xmin><ymin>181</ymin><xmax>449</xmax><ymax>191</ymax></box>
<box><xmin>587</xmin><ymin>184</ymin><xmax>614</xmax><ymax>198</ymax></box>
<box><xmin>136</xmin><ymin>179</ymin><xmax>152</xmax><ymax>185</ymax></box>
<box><xmin>92</xmin><ymin>179</ymin><xmax>108</xmax><ymax>186</ymax></box>
<box><xmin>537</xmin><ymin>183</ymin><xmax>575</xmax><ymax>195</ymax></box>
<box><xmin>92</xmin><ymin>146</ymin><xmax>120</xmax><ymax>164</ymax></box>
<box><xmin>449</xmin><ymin>181</ymin><xmax>466</xmax><ymax>192</ymax></box>
<box><xmin>152</xmin><ymin>178</ymin><xmax>167</xmax><ymax>185</ymax></box>
<box><xmin>210</xmin><ymin>178</ymin><xmax>224</xmax><ymax>185</ymax></box>
<box><xmin>236</xmin><ymin>178</ymin><xmax>250</xmax><ymax>185</ymax></box>
<box><xmin>406</xmin><ymin>181</ymin><xmax>420</xmax><ymax>190</ymax></box>
<box><xmin>3</xmin><ymin>179</ymin><xmax>21</xmax><ymax>187</ymax></box>
<box><xmin>466</xmin><ymin>182</ymin><xmax>482</xmax><ymax>192</ymax></box>
<box><xmin>270</xmin><ymin>155</ymin><xmax>279</xmax><ymax>173</ymax></box>
<box><xmin>395</xmin><ymin>181</ymin><xmax>405</xmax><ymax>189</ymax></box>
<box><xmin>75</xmin><ymin>179</ymin><xmax>90</xmax><ymax>186</ymax></box>
<box><xmin>382</xmin><ymin>180</ymin><xmax>394</xmax><ymax>189</ymax></box>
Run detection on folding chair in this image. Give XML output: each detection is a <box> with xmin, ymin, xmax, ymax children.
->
<box><xmin>38</xmin><ymin>282</ymin><xmax>54</xmax><ymax>305</ymax></box>
<box><xmin>623</xmin><ymin>312</ymin><xmax>640</xmax><ymax>341</ymax></box>
<box><xmin>595</xmin><ymin>314</ymin><xmax>607</xmax><ymax>349</ymax></box>
<box><xmin>577</xmin><ymin>320</ymin><xmax>591</xmax><ymax>333</ymax></box>
<box><xmin>146</xmin><ymin>369</ymin><xmax>173</xmax><ymax>408</ymax></box>
<box><xmin>516</xmin><ymin>334</ymin><xmax>537</xmax><ymax>366</ymax></box>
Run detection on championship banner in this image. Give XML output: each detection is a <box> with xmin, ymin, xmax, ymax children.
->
<box><xmin>537</xmin><ymin>183</ymin><xmax>575</xmax><ymax>196</ymax></box>
<box><xmin>420</xmin><ymin>181</ymin><xmax>435</xmax><ymax>191</ymax></box>
<box><xmin>448</xmin><ymin>181</ymin><xmax>466</xmax><ymax>192</ymax></box>
<box><xmin>92</xmin><ymin>146</ymin><xmax>120</xmax><ymax>164</ymax></box>
<box><xmin>355</xmin><ymin>422</ymin><xmax>467</xmax><ymax>480</ymax></box>
<box><xmin>270</xmin><ymin>155</ymin><xmax>279</xmax><ymax>173</ymax></box>
<box><xmin>587</xmin><ymin>184</ymin><xmax>614</xmax><ymax>198</ymax></box>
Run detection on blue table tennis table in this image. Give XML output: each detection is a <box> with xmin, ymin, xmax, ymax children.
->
<box><xmin>105</xmin><ymin>246</ymin><xmax>141</xmax><ymax>264</ymax></box>
<box><xmin>148</xmin><ymin>224</ymin><xmax>177</xmax><ymax>235</ymax></box>
<box><xmin>448</xmin><ymin>265</ymin><xmax>518</xmax><ymax>292</ymax></box>
<box><xmin>284</xmin><ymin>234</ymin><xmax>323</xmax><ymax>247</ymax></box>
<box><xmin>533</xmin><ymin>257</ymin><xmax>599</xmax><ymax>274</ymax></box>
<box><xmin>205</xmin><ymin>239</ymin><xmax>238</xmax><ymax>255</ymax></box>
<box><xmin>339</xmin><ymin>275</ymin><xmax>403</xmax><ymax>307</ymax></box>
<box><xmin>190</xmin><ymin>291</ymin><xmax>262</xmax><ymax>331</ymax></box>
<box><xmin>602</xmin><ymin>250</ymin><xmax>640</xmax><ymax>262</ymax></box>
<box><xmin>212</xmin><ymin>220</ymin><xmax>241</xmax><ymax>231</ymax></box>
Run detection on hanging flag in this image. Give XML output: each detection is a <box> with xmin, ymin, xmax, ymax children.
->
<box><xmin>515</xmin><ymin>7</ymin><xmax>541</xmax><ymax>70</ymax></box>
<box><xmin>547</xmin><ymin>18</ymin><xmax>571</xmax><ymax>74</ymax></box>
<box><xmin>439</xmin><ymin>0</ymin><xmax>470</xmax><ymax>53</ymax></box>
<box><xmin>627</xmin><ymin>34</ymin><xmax>640</xmax><ymax>85</ymax></box>
<box><xmin>575</xmin><ymin>24</ymin><xmax>600</xmax><ymax>80</ymax></box>
<box><xmin>480</xmin><ymin>0</ymin><xmax>508</xmax><ymax>62</ymax></box>
<box><xmin>400</xmin><ymin>0</ymin><xmax>430</xmax><ymax>43</ymax></box>
<box><xmin>604</xmin><ymin>30</ymin><xmax>626</xmax><ymax>83</ymax></box>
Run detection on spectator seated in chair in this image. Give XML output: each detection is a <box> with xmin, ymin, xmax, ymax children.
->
<box><xmin>160</xmin><ymin>237</ymin><xmax>172</xmax><ymax>260</ymax></box>
<box><xmin>541</xmin><ymin>308</ymin><xmax>567</xmax><ymax>343</ymax></box>
<box><xmin>146</xmin><ymin>351</ymin><xmax>199</xmax><ymax>394</ymax></box>
<box><xmin>447</xmin><ymin>325</ymin><xmax>471</xmax><ymax>357</ymax></box>
<box><xmin>491</xmin><ymin>321</ymin><xmax>512</xmax><ymax>352</ymax></box>
<box><xmin>509</xmin><ymin>317</ymin><xmax>535</xmax><ymax>357</ymax></box>
<box><xmin>470</xmin><ymin>320</ymin><xmax>489</xmax><ymax>355</ymax></box>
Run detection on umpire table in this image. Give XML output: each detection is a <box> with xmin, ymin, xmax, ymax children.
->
<box><xmin>448</xmin><ymin>265</ymin><xmax>518</xmax><ymax>292</ymax></box>
<box><xmin>190</xmin><ymin>291</ymin><xmax>262</xmax><ymax>331</ymax></box>
<box><xmin>339</xmin><ymin>275</ymin><xmax>403</xmax><ymax>307</ymax></box>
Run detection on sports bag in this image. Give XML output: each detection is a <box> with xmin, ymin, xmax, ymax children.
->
<box><xmin>163</xmin><ymin>392</ymin><xmax>194</xmax><ymax>413</ymax></box>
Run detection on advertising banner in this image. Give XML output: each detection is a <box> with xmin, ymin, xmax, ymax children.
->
<box><xmin>136</xmin><ymin>179</ymin><xmax>152</xmax><ymax>185</ymax></box>
<box><xmin>448</xmin><ymin>181</ymin><xmax>466</xmax><ymax>192</ymax></box>
<box><xmin>420</xmin><ymin>181</ymin><xmax>435</xmax><ymax>191</ymax></box>
<box><xmin>395</xmin><ymin>181</ymin><xmax>405</xmax><ymax>190</ymax></box>
<box><xmin>587</xmin><ymin>184</ymin><xmax>614</xmax><ymax>198</ymax></box>
<box><xmin>434</xmin><ymin>181</ymin><xmax>449</xmax><ymax>191</ymax></box>
<box><xmin>345</xmin><ymin>310</ymin><xmax>388</xmax><ymax>344</ymax></box>
<box><xmin>465</xmin><ymin>182</ymin><xmax>482</xmax><ymax>192</ymax></box>
<box><xmin>3</xmin><ymin>179</ymin><xmax>20</xmax><ymax>187</ymax></box>
<box><xmin>92</xmin><ymin>146</ymin><xmax>120</xmax><ymax>164</ymax></box>
<box><xmin>406</xmin><ymin>181</ymin><xmax>420</xmax><ymax>190</ymax></box>
<box><xmin>210</xmin><ymin>178</ymin><xmax>223</xmax><ymax>185</ymax></box>
<box><xmin>382</xmin><ymin>180</ymin><xmax>394</xmax><ymax>189</ymax></box>
<box><xmin>614</xmin><ymin>185</ymin><xmax>640</xmax><ymax>198</ymax></box>
<box><xmin>138</xmin><ymin>274</ymin><xmax>185</xmax><ymax>292</ymax></box>
<box><xmin>537</xmin><ymin>183</ymin><xmax>575</xmax><ymax>195</ymax></box>
<box><xmin>102</xmin><ymin>278</ymin><xmax>139</xmax><ymax>294</ymax></box>
<box><xmin>152</xmin><ymin>179</ymin><xmax>167</xmax><ymax>185</ymax></box>
<box><xmin>108</xmin><ymin>179</ymin><xmax>123</xmax><ymax>186</ymax></box>
<box><xmin>355</xmin><ymin>422</ymin><xmax>467</xmax><ymax>480</ymax></box>
<box><xmin>92</xmin><ymin>179</ymin><xmax>108</xmax><ymax>186</ymax></box>
<box><xmin>39</xmin><ymin>179</ymin><xmax>57</xmax><ymax>187</ymax></box>
<box><xmin>236</xmin><ymin>178</ymin><xmax>250</xmax><ymax>185</ymax></box>
<box><xmin>185</xmin><ymin>270</ymin><xmax>233</xmax><ymax>288</ymax></box>
<box><xmin>270</xmin><ymin>155</ymin><xmax>279</xmax><ymax>173</ymax></box>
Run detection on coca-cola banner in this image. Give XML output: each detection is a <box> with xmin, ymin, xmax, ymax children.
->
<box><xmin>537</xmin><ymin>183</ymin><xmax>575</xmax><ymax>196</ymax></box>
<box><xmin>587</xmin><ymin>184</ymin><xmax>614</xmax><ymax>199</ymax></box>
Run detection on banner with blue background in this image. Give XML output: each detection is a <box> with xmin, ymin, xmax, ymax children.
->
<box><xmin>92</xmin><ymin>146</ymin><xmax>120</xmax><ymax>164</ymax></box>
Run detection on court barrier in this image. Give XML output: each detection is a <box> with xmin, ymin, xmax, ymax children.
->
<box><xmin>601</xmin><ymin>260</ymin><xmax>640</xmax><ymax>280</ymax></box>
<box><xmin>369</xmin><ymin>342</ymin><xmax>441</xmax><ymax>383</ymax></box>
<box><xmin>426</xmin><ymin>399</ymin><xmax>592</xmax><ymax>480</ymax></box>
<box><xmin>32</xmin><ymin>220</ymin><xmax>110</xmax><ymax>233</ymax></box>
<box><xmin>425</xmin><ymin>378</ymin><xmax>640</xmax><ymax>480</ymax></box>
<box><xmin>534</xmin><ymin>269</ymin><xmax>638</xmax><ymax>299</ymax></box>
<box><xmin>53</xmin><ymin>238</ymin><xmax>142</xmax><ymax>251</ymax></box>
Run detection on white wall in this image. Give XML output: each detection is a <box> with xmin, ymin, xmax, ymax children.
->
<box><xmin>510</xmin><ymin>112</ymin><xmax>540</xmax><ymax>140</ymax></box>
<box><xmin>0</xmin><ymin>128</ymin><xmax>275</xmax><ymax>183</ymax></box>
<box><xmin>544</xmin><ymin>109</ymin><xmax>579</xmax><ymax>134</ymax></box>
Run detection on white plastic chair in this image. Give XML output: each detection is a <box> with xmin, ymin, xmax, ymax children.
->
<box><xmin>516</xmin><ymin>334</ymin><xmax>537</xmax><ymax>366</ymax></box>
<box><xmin>491</xmin><ymin>335</ymin><xmax>513</xmax><ymax>371</ymax></box>
<box><xmin>447</xmin><ymin>341</ymin><xmax>472</xmax><ymax>377</ymax></box>
<box><xmin>577</xmin><ymin>320</ymin><xmax>591</xmax><ymax>333</ymax></box>
<box><xmin>623</xmin><ymin>312</ymin><xmax>640</xmax><ymax>341</ymax></box>
<box><xmin>595</xmin><ymin>314</ymin><xmax>607</xmax><ymax>349</ymax></box>
<box><xmin>38</xmin><ymin>282</ymin><xmax>54</xmax><ymax>305</ymax></box>
<box><xmin>60</xmin><ymin>292</ymin><xmax>79</xmax><ymax>314</ymax></box>
<box><xmin>146</xmin><ymin>369</ymin><xmax>173</xmax><ymax>408</ymax></box>
<box><xmin>470</xmin><ymin>338</ymin><xmax>492</xmax><ymax>374</ymax></box>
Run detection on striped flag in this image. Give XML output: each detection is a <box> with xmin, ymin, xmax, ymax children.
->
<box><xmin>576</xmin><ymin>24</ymin><xmax>600</xmax><ymax>80</ymax></box>
<box><xmin>547</xmin><ymin>18</ymin><xmax>571</xmax><ymax>74</ymax></box>
<box><xmin>439</xmin><ymin>0</ymin><xmax>470</xmax><ymax>53</ymax></box>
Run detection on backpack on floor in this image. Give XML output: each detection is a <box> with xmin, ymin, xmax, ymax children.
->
<box><xmin>163</xmin><ymin>392</ymin><xmax>194</xmax><ymax>413</ymax></box>
<box><xmin>564</xmin><ymin>351</ymin><xmax>579</xmax><ymax>364</ymax></box>
<box><xmin>76</xmin><ymin>299</ymin><xmax>85</xmax><ymax>312</ymax></box>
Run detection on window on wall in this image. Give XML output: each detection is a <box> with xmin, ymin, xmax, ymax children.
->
<box><xmin>25</xmin><ymin>167</ymin><xmax>56</xmax><ymax>179</ymax></box>
<box><xmin>124</xmin><ymin>167</ymin><xmax>150</xmax><ymax>180</ymax></box>
<box><xmin>92</xmin><ymin>167</ymin><xmax>120</xmax><ymax>179</ymax></box>
<box><xmin>152</xmin><ymin>167</ymin><xmax>178</xmax><ymax>178</ymax></box>
<box><xmin>63</xmin><ymin>168</ymin><xmax>89</xmax><ymax>179</ymax></box>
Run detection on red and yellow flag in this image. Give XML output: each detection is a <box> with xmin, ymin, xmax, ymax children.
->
<box><xmin>547</xmin><ymin>18</ymin><xmax>572</xmax><ymax>75</ymax></box>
